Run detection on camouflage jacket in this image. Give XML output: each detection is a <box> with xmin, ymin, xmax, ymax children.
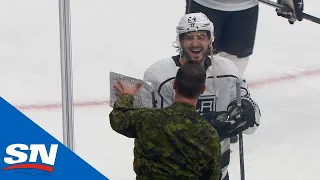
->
<box><xmin>109</xmin><ymin>94</ymin><xmax>221</xmax><ymax>180</ymax></box>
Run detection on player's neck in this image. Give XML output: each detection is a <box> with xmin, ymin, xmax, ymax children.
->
<box><xmin>174</xmin><ymin>94</ymin><xmax>197</xmax><ymax>107</ymax></box>
<box><xmin>179</xmin><ymin>57</ymin><xmax>205</xmax><ymax>67</ymax></box>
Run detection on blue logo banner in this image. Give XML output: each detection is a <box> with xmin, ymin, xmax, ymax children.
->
<box><xmin>0</xmin><ymin>97</ymin><xmax>109</xmax><ymax>180</ymax></box>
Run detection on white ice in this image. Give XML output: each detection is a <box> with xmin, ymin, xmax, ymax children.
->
<box><xmin>1</xmin><ymin>0</ymin><xmax>320</xmax><ymax>179</ymax></box>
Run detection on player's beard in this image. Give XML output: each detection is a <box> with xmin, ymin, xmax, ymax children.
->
<box><xmin>182</xmin><ymin>46</ymin><xmax>209</xmax><ymax>64</ymax></box>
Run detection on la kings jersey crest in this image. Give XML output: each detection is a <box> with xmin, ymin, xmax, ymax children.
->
<box><xmin>196</xmin><ymin>95</ymin><xmax>216</xmax><ymax>118</ymax></box>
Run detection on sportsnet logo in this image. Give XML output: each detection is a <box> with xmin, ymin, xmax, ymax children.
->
<box><xmin>0</xmin><ymin>97</ymin><xmax>109</xmax><ymax>179</ymax></box>
<box><xmin>2</xmin><ymin>144</ymin><xmax>58</xmax><ymax>173</ymax></box>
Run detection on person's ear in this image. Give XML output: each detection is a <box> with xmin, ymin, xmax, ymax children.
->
<box><xmin>201</xmin><ymin>84</ymin><xmax>206</xmax><ymax>94</ymax></box>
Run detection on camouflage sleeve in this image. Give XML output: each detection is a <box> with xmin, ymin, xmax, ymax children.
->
<box><xmin>109</xmin><ymin>94</ymin><xmax>145</xmax><ymax>138</ymax></box>
<box><xmin>201</xmin><ymin>133</ymin><xmax>221</xmax><ymax>180</ymax></box>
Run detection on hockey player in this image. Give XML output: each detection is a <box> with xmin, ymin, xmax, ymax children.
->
<box><xmin>143</xmin><ymin>13</ymin><xmax>261</xmax><ymax>180</ymax></box>
<box><xmin>110</xmin><ymin>60</ymin><xmax>221</xmax><ymax>180</ymax></box>
<box><xmin>185</xmin><ymin>0</ymin><xmax>304</xmax><ymax>75</ymax></box>
<box><xmin>185</xmin><ymin>0</ymin><xmax>303</xmax><ymax>143</ymax></box>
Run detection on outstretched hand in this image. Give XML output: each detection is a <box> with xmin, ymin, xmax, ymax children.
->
<box><xmin>114</xmin><ymin>80</ymin><xmax>141</xmax><ymax>96</ymax></box>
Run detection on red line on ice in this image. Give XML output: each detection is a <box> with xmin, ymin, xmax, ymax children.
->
<box><xmin>14</xmin><ymin>68</ymin><xmax>320</xmax><ymax>111</ymax></box>
<box><xmin>248</xmin><ymin>68</ymin><xmax>320</xmax><ymax>88</ymax></box>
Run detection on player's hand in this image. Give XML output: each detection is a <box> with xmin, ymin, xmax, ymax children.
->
<box><xmin>205</xmin><ymin>111</ymin><xmax>245</xmax><ymax>140</ymax></box>
<box><xmin>205</xmin><ymin>97</ymin><xmax>259</xmax><ymax>140</ymax></box>
<box><xmin>226</xmin><ymin>97</ymin><xmax>258</xmax><ymax>136</ymax></box>
<box><xmin>276</xmin><ymin>0</ymin><xmax>304</xmax><ymax>24</ymax></box>
<box><xmin>114</xmin><ymin>80</ymin><xmax>141</xmax><ymax>96</ymax></box>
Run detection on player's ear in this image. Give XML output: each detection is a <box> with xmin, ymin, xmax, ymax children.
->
<box><xmin>200</xmin><ymin>84</ymin><xmax>205</xmax><ymax>94</ymax></box>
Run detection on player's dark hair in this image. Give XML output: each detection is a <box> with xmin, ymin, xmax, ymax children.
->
<box><xmin>175</xmin><ymin>60</ymin><xmax>206</xmax><ymax>99</ymax></box>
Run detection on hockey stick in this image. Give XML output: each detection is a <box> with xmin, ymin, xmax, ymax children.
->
<box><xmin>186</xmin><ymin>0</ymin><xmax>192</xmax><ymax>14</ymax></box>
<box><xmin>236</xmin><ymin>79</ymin><xmax>245</xmax><ymax>180</ymax></box>
<box><xmin>258</xmin><ymin>0</ymin><xmax>320</xmax><ymax>24</ymax></box>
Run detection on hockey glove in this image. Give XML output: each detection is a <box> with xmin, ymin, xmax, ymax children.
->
<box><xmin>204</xmin><ymin>97</ymin><xmax>259</xmax><ymax>140</ymax></box>
<box><xmin>206</xmin><ymin>111</ymin><xmax>237</xmax><ymax>140</ymax></box>
<box><xmin>226</xmin><ymin>97</ymin><xmax>259</xmax><ymax>137</ymax></box>
<box><xmin>276</xmin><ymin>0</ymin><xmax>304</xmax><ymax>24</ymax></box>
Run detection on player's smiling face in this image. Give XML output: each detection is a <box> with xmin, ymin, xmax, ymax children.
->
<box><xmin>180</xmin><ymin>31</ymin><xmax>210</xmax><ymax>63</ymax></box>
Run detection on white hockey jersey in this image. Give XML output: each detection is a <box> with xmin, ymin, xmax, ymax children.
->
<box><xmin>194</xmin><ymin>0</ymin><xmax>259</xmax><ymax>11</ymax></box>
<box><xmin>143</xmin><ymin>55</ymin><xmax>261</xmax><ymax>180</ymax></box>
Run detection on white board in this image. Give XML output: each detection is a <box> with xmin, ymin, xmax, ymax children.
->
<box><xmin>109</xmin><ymin>71</ymin><xmax>155</xmax><ymax>108</ymax></box>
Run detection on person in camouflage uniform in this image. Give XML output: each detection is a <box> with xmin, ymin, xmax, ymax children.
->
<box><xmin>109</xmin><ymin>60</ymin><xmax>221</xmax><ymax>180</ymax></box>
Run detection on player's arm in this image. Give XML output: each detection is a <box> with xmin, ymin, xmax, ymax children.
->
<box><xmin>227</xmin><ymin>78</ymin><xmax>261</xmax><ymax>136</ymax></box>
<box><xmin>207</xmin><ymin>78</ymin><xmax>261</xmax><ymax>139</ymax></box>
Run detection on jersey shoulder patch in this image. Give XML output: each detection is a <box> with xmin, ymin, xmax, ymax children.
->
<box><xmin>145</xmin><ymin>57</ymin><xmax>179</xmax><ymax>82</ymax></box>
<box><xmin>146</xmin><ymin>57</ymin><xmax>176</xmax><ymax>73</ymax></box>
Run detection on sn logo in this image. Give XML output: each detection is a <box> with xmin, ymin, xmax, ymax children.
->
<box><xmin>3</xmin><ymin>144</ymin><xmax>58</xmax><ymax>173</ymax></box>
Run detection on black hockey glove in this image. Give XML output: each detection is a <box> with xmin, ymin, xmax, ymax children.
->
<box><xmin>276</xmin><ymin>0</ymin><xmax>304</xmax><ymax>24</ymax></box>
<box><xmin>205</xmin><ymin>97</ymin><xmax>258</xmax><ymax>140</ymax></box>
<box><xmin>226</xmin><ymin>97</ymin><xmax>259</xmax><ymax>137</ymax></box>
<box><xmin>205</xmin><ymin>111</ymin><xmax>235</xmax><ymax>140</ymax></box>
